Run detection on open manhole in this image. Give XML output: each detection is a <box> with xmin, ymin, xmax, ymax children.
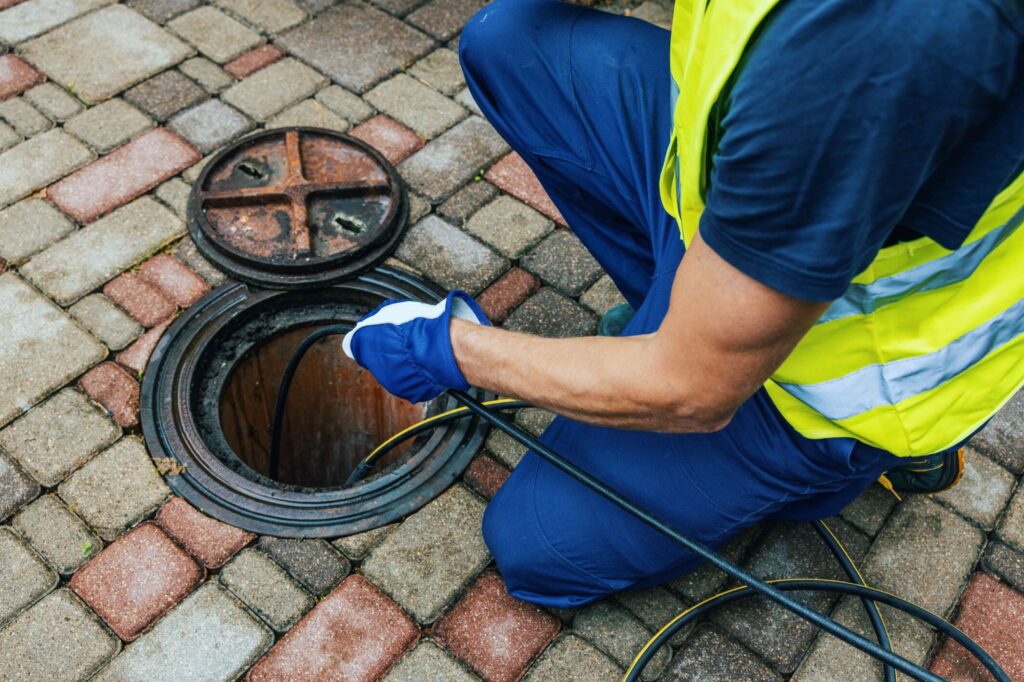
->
<box><xmin>142</xmin><ymin>129</ymin><xmax>490</xmax><ymax>537</ymax></box>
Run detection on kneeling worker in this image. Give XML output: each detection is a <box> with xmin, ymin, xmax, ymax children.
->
<box><xmin>344</xmin><ymin>0</ymin><xmax>1024</xmax><ymax>607</ymax></box>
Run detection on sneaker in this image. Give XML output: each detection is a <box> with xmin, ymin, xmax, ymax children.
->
<box><xmin>880</xmin><ymin>448</ymin><xmax>965</xmax><ymax>496</ymax></box>
<box><xmin>598</xmin><ymin>303</ymin><xmax>635</xmax><ymax>337</ymax></box>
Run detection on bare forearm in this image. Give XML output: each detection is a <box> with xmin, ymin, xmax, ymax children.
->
<box><xmin>450</xmin><ymin>320</ymin><xmax>728</xmax><ymax>431</ymax></box>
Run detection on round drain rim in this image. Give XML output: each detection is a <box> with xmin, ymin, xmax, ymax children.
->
<box><xmin>187</xmin><ymin>127</ymin><xmax>408</xmax><ymax>290</ymax></box>
<box><xmin>140</xmin><ymin>266</ymin><xmax>490</xmax><ymax>538</ymax></box>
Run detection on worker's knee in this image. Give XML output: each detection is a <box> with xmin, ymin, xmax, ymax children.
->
<box><xmin>459</xmin><ymin>0</ymin><xmax>556</xmax><ymax>78</ymax></box>
<box><xmin>482</xmin><ymin>474</ymin><xmax>614</xmax><ymax>609</ymax></box>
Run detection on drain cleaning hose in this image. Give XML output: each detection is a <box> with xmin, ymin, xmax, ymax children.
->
<box><xmin>270</xmin><ymin>329</ymin><xmax>1007</xmax><ymax>682</ymax></box>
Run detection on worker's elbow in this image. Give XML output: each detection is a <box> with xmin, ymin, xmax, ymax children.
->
<box><xmin>660</xmin><ymin>395</ymin><xmax>736</xmax><ymax>434</ymax></box>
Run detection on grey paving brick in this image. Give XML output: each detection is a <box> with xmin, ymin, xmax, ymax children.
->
<box><xmin>12</xmin><ymin>494</ymin><xmax>103</xmax><ymax>576</ymax></box>
<box><xmin>124</xmin><ymin>70</ymin><xmax>207</xmax><ymax>122</ymax></box>
<box><xmin>69</xmin><ymin>294</ymin><xmax>145</xmax><ymax>351</ymax></box>
<box><xmin>0</xmin><ymin>452</ymin><xmax>40</xmax><ymax>522</ymax></box>
<box><xmin>331</xmin><ymin>524</ymin><xmax>395</xmax><ymax>561</ymax></box>
<box><xmin>466</xmin><ymin>195</ymin><xmax>553</xmax><ymax>259</ymax></box>
<box><xmin>485</xmin><ymin>428</ymin><xmax>528</xmax><ymax>468</ymax></box>
<box><xmin>64</xmin><ymin>99</ymin><xmax>153</xmax><ymax>154</ymax></box>
<box><xmin>257</xmin><ymin>537</ymin><xmax>351</xmax><ymax>596</ymax></box>
<box><xmin>614</xmin><ymin>586</ymin><xmax>690</xmax><ymax>646</ymax></box>
<box><xmin>439</xmin><ymin>180</ymin><xmax>498</xmax><ymax>225</ymax></box>
<box><xmin>0</xmin><ymin>589</ymin><xmax>119</xmax><ymax>682</ymax></box>
<box><xmin>504</xmin><ymin>287</ymin><xmax>597</xmax><ymax>338</ymax></box>
<box><xmin>573</xmin><ymin>601</ymin><xmax>670</xmax><ymax>681</ymax></box>
<box><xmin>0</xmin><ymin>388</ymin><xmax>121</xmax><ymax>487</ymax></box>
<box><xmin>21</xmin><ymin>5</ymin><xmax>193</xmax><ymax>104</ymax></box>
<box><xmin>366</xmin><ymin>73</ymin><xmax>466</xmax><ymax>139</ymax></box>
<box><xmin>154</xmin><ymin>178</ymin><xmax>191</xmax><ymax>220</ymax></box>
<box><xmin>0</xmin><ymin>122</ymin><xmax>19</xmax><ymax>153</ymax></box>
<box><xmin>0</xmin><ymin>274</ymin><xmax>106</xmax><ymax>429</ymax></box>
<box><xmin>0</xmin><ymin>97</ymin><xmax>52</xmax><ymax>136</ymax></box>
<box><xmin>456</xmin><ymin>86</ymin><xmax>483</xmax><ymax>116</ymax></box>
<box><xmin>0</xmin><ymin>0</ymin><xmax>113</xmax><ymax>44</ymax></box>
<box><xmin>169</xmin><ymin>99</ymin><xmax>253</xmax><ymax>154</ymax></box>
<box><xmin>222</xmin><ymin>57</ymin><xmax>327</xmax><ymax>121</ymax></box>
<box><xmin>935</xmin><ymin>447</ymin><xmax>1015</xmax><ymax>528</ymax></box>
<box><xmin>524</xmin><ymin>633</ymin><xmax>621</xmax><ymax>682</ymax></box>
<box><xmin>58</xmin><ymin>437</ymin><xmax>170</xmax><ymax>540</ymax></box>
<box><xmin>216</xmin><ymin>0</ymin><xmax>307</xmax><ymax>33</ymax></box>
<box><xmin>219</xmin><ymin>548</ymin><xmax>313</xmax><ymax>632</ymax></box>
<box><xmin>999</xmin><ymin>484</ymin><xmax>1024</xmax><ymax>552</ymax></box>
<box><xmin>23</xmin><ymin>83</ymin><xmax>82</xmax><ymax>122</ymax></box>
<box><xmin>93</xmin><ymin>583</ymin><xmax>272</xmax><ymax>682</ymax></box>
<box><xmin>399</xmin><ymin>116</ymin><xmax>509</xmax><ymax>202</ymax></box>
<box><xmin>981</xmin><ymin>541</ymin><xmax>1024</xmax><ymax>593</ymax></box>
<box><xmin>970</xmin><ymin>390</ymin><xmax>1024</xmax><ymax>474</ymax></box>
<box><xmin>522</xmin><ymin>230</ymin><xmax>603</xmax><ymax>296</ymax></box>
<box><xmin>174</xmin><ymin>236</ymin><xmax>228</xmax><ymax>286</ymax></box>
<box><xmin>664</xmin><ymin>625</ymin><xmax>782</xmax><ymax>682</ymax></box>
<box><xmin>515</xmin><ymin>407</ymin><xmax>556</xmax><ymax>436</ymax></box>
<box><xmin>279</xmin><ymin>1</ymin><xmax>434</xmax><ymax>93</ymax></box>
<box><xmin>384</xmin><ymin>639</ymin><xmax>479</xmax><ymax>682</ymax></box>
<box><xmin>0</xmin><ymin>198</ymin><xmax>74</xmax><ymax>265</ymax></box>
<box><xmin>267</xmin><ymin>98</ymin><xmax>349</xmax><ymax>133</ymax></box>
<box><xmin>633</xmin><ymin>0</ymin><xmax>673</xmax><ymax>27</ymax></box>
<box><xmin>407</xmin><ymin>0</ymin><xmax>486</xmax><ymax>41</ymax></box>
<box><xmin>362</xmin><ymin>484</ymin><xmax>489</xmax><ymax>623</ymax></box>
<box><xmin>668</xmin><ymin>525</ymin><xmax>762</xmax><ymax>602</ymax></box>
<box><xmin>22</xmin><ymin>197</ymin><xmax>186</xmax><ymax>306</ymax></box>
<box><xmin>396</xmin><ymin>215</ymin><xmax>508</xmax><ymax>293</ymax></box>
<box><xmin>794</xmin><ymin>496</ymin><xmax>985</xmax><ymax>680</ymax></box>
<box><xmin>179</xmin><ymin>56</ymin><xmax>234</xmax><ymax>94</ymax></box>
<box><xmin>711</xmin><ymin>520</ymin><xmax>868</xmax><ymax>673</ymax></box>
<box><xmin>581</xmin><ymin>275</ymin><xmax>629</xmax><ymax>316</ymax></box>
<box><xmin>167</xmin><ymin>6</ymin><xmax>262</xmax><ymax>64</ymax></box>
<box><xmin>839</xmin><ymin>482</ymin><xmax>898</xmax><ymax>538</ymax></box>
<box><xmin>370</xmin><ymin>0</ymin><xmax>429</xmax><ymax>15</ymax></box>
<box><xmin>0</xmin><ymin>526</ymin><xmax>55</xmax><ymax>626</ymax></box>
<box><xmin>126</xmin><ymin>0</ymin><xmax>202</xmax><ymax>24</ymax></box>
<box><xmin>409</xmin><ymin>48</ymin><xmax>465</xmax><ymax>96</ymax></box>
<box><xmin>0</xmin><ymin>129</ymin><xmax>93</xmax><ymax>210</ymax></box>
<box><xmin>315</xmin><ymin>84</ymin><xmax>375</xmax><ymax>125</ymax></box>
<box><xmin>183</xmin><ymin>153</ymin><xmax>216</xmax><ymax>183</ymax></box>
<box><xmin>408</xmin><ymin>192</ymin><xmax>432</xmax><ymax>223</ymax></box>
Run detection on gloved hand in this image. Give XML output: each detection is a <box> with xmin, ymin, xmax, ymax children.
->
<box><xmin>342</xmin><ymin>290</ymin><xmax>490</xmax><ymax>403</ymax></box>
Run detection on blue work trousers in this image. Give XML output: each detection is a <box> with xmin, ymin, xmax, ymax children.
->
<box><xmin>460</xmin><ymin>0</ymin><xmax>902</xmax><ymax>608</ymax></box>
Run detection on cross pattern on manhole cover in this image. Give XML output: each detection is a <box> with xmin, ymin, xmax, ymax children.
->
<box><xmin>190</xmin><ymin>128</ymin><xmax>405</xmax><ymax>269</ymax></box>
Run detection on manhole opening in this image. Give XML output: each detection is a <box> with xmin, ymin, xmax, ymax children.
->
<box><xmin>218</xmin><ymin>324</ymin><xmax>426</xmax><ymax>488</ymax></box>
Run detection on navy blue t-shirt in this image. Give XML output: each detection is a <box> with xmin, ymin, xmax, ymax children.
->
<box><xmin>700</xmin><ymin>0</ymin><xmax>1024</xmax><ymax>301</ymax></box>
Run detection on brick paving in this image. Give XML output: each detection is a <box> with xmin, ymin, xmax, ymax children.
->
<box><xmin>0</xmin><ymin>2</ymin><xmax>1022</xmax><ymax>680</ymax></box>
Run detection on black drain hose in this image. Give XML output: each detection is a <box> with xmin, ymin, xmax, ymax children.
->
<box><xmin>269</xmin><ymin>328</ymin><xmax>1007</xmax><ymax>682</ymax></box>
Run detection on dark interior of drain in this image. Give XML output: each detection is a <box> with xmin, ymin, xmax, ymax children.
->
<box><xmin>218</xmin><ymin>324</ymin><xmax>427</xmax><ymax>488</ymax></box>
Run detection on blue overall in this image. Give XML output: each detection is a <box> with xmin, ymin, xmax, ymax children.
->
<box><xmin>459</xmin><ymin>1</ymin><xmax>906</xmax><ymax>608</ymax></box>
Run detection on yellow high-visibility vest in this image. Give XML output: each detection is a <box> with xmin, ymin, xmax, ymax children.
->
<box><xmin>660</xmin><ymin>0</ymin><xmax>1024</xmax><ymax>457</ymax></box>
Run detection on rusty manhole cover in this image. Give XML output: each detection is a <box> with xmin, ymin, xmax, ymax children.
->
<box><xmin>187</xmin><ymin>127</ymin><xmax>408</xmax><ymax>288</ymax></box>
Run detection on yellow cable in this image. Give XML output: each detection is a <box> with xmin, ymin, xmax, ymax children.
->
<box><xmin>360</xmin><ymin>398</ymin><xmax>524</xmax><ymax>464</ymax></box>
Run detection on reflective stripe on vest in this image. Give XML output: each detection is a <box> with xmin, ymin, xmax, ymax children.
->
<box><xmin>660</xmin><ymin>0</ymin><xmax>1024</xmax><ymax>456</ymax></box>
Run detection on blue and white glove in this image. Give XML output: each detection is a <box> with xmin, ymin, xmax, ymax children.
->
<box><xmin>342</xmin><ymin>290</ymin><xmax>490</xmax><ymax>403</ymax></box>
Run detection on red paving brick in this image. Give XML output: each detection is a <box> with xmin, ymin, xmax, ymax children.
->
<box><xmin>0</xmin><ymin>54</ymin><xmax>44</xmax><ymax>101</ymax></box>
<box><xmin>139</xmin><ymin>253</ymin><xmax>211</xmax><ymax>308</ymax></box>
<box><xmin>70</xmin><ymin>522</ymin><xmax>205</xmax><ymax>641</ymax></box>
<box><xmin>485</xmin><ymin>152</ymin><xmax>566</xmax><ymax>226</ymax></box>
<box><xmin>433</xmin><ymin>570</ymin><xmax>560</xmax><ymax>682</ymax></box>
<box><xmin>79</xmin><ymin>361</ymin><xmax>141</xmax><ymax>428</ymax></box>
<box><xmin>477</xmin><ymin>267</ymin><xmax>540</xmax><ymax>323</ymax></box>
<box><xmin>116</xmin><ymin>318</ymin><xmax>172</xmax><ymax>374</ymax></box>
<box><xmin>247</xmin><ymin>575</ymin><xmax>419</xmax><ymax>682</ymax></box>
<box><xmin>48</xmin><ymin>128</ymin><xmax>200</xmax><ymax>223</ymax></box>
<box><xmin>224</xmin><ymin>45</ymin><xmax>285</xmax><ymax>79</ymax></box>
<box><xmin>156</xmin><ymin>497</ymin><xmax>255</xmax><ymax>569</ymax></box>
<box><xmin>931</xmin><ymin>572</ymin><xmax>1024</xmax><ymax>681</ymax></box>
<box><xmin>351</xmin><ymin>115</ymin><xmax>424</xmax><ymax>165</ymax></box>
<box><xmin>104</xmin><ymin>272</ymin><xmax>177</xmax><ymax>328</ymax></box>
<box><xmin>464</xmin><ymin>455</ymin><xmax>510</xmax><ymax>500</ymax></box>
